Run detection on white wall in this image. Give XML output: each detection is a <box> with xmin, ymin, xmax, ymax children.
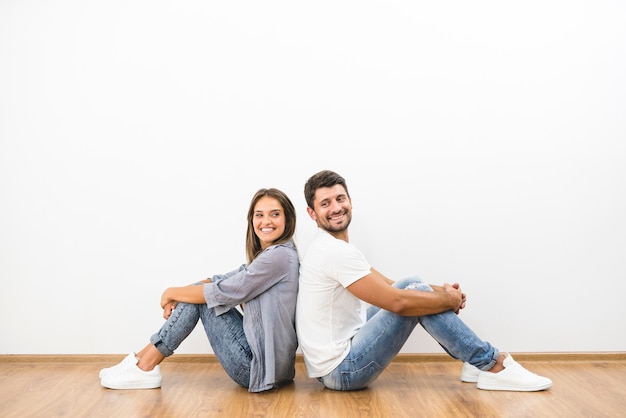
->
<box><xmin>1</xmin><ymin>1</ymin><xmax>625</xmax><ymax>355</ymax></box>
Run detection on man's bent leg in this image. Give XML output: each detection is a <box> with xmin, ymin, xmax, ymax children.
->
<box><xmin>319</xmin><ymin>278</ymin><xmax>426</xmax><ymax>391</ymax></box>
<box><xmin>319</xmin><ymin>277</ymin><xmax>498</xmax><ymax>390</ymax></box>
<box><xmin>400</xmin><ymin>277</ymin><xmax>499</xmax><ymax>370</ymax></box>
<box><xmin>420</xmin><ymin>310</ymin><xmax>499</xmax><ymax>371</ymax></box>
<box><xmin>319</xmin><ymin>309</ymin><xmax>419</xmax><ymax>391</ymax></box>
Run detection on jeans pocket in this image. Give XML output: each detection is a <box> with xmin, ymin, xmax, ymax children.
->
<box><xmin>340</xmin><ymin>361</ymin><xmax>384</xmax><ymax>391</ymax></box>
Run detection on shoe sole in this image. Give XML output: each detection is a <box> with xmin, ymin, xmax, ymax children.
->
<box><xmin>461</xmin><ymin>375</ymin><xmax>479</xmax><ymax>383</ymax></box>
<box><xmin>477</xmin><ymin>382</ymin><xmax>552</xmax><ymax>391</ymax></box>
<box><xmin>101</xmin><ymin>380</ymin><xmax>162</xmax><ymax>390</ymax></box>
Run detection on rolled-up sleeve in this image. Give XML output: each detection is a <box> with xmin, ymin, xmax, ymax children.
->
<box><xmin>203</xmin><ymin>246</ymin><xmax>291</xmax><ymax>316</ymax></box>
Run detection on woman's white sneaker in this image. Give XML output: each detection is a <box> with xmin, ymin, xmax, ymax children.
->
<box><xmin>100</xmin><ymin>355</ymin><xmax>162</xmax><ymax>390</ymax></box>
<box><xmin>476</xmin><ymin>353</ymin><xmax>552</xmax><ymax>391</ymax></box>
<box><xmin>99</xmin><ymin>353</ymin><xmax>137</xmax><ymax>379</ymax></box>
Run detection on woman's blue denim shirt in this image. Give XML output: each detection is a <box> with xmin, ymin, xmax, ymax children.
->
<box><xmin>203</xmin><ymin>240</ymin><xmax>299</xmax><ymax>392</ymax></box>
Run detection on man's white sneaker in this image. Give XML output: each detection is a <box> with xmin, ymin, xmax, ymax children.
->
<box><xmin>100</xmin><ymin>356</ymin><xmax>162</xmax><ymax>390</ymax></box>
<box><xmin>461</xmin><ymin>362</ymin><xmax>480</xmax><ymax>383</ymax></box>
<box><xmin>99</xmin><ymin>353</ymin><xmax>137</xmax><ymax>379</ymax></box>
<box><xmin>476</xmin><ymin>353</ymin><xmax>552</xmax><ymax>391</ymax></box>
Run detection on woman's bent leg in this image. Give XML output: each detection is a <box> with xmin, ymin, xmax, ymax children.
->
<box><xmin>150</xmin><ymin>302</ymin><xmax>202</xmax><ymax>357</ymax></box>
<box><xmin>199</xmin><ymin>306</ymin><xmax>252</xmax><ymax>388</ymax></box>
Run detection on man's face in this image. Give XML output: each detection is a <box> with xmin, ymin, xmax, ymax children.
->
<box><xmin>307</xmin><ymin>184</ymin><xmax>352</xmax><ymax>234</ymax></box>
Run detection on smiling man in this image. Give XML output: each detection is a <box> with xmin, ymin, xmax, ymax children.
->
<box><xmin>295</xmin><ymin>169</ymin><xmax>552</xmax><ymax>392</ymax></box>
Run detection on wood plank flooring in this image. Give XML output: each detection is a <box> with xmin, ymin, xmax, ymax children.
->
<box><xmin>1</xmin><ymin>354</ymin><xmax>624</xmax><ymax>417</ymax></box>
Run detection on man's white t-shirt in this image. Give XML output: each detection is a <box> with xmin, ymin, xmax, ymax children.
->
<box><xmin>296</xmin><ymin>228</ymin><xmax>372</xmax><ymax>377</ymax></box>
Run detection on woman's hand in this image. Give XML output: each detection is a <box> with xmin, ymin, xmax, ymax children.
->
<box><xmin>162</xmin><ymin>301</ymin><xmax>178</xmax><ymax>319</ymax></box>
<box><xmin>161</xmin><ymin>288</ymin><xmax>177</xmax><ymax>319</ymax></box>
<box><xmin>160</xmin><ymin>284</ymin><xmax>207</xmax><ymax>319</ymax></box>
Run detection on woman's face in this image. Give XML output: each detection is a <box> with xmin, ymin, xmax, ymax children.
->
<box><xmin>253</xmin><ymin>196</ymin><xmax>287</xmax><ymax>250</ymax></box>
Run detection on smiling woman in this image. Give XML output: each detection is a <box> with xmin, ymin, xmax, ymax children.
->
<box><xmin>98</xmin><ymin>188</ymin><xmax>300</xmax><ymax>393</ymax></box>
<box><xmin>0</xmin><ymin>0</ymin><xmax>625</xmax><ymax>362</ymax></box>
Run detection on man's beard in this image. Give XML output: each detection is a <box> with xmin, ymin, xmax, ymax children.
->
<box><xmin>323</xmin><ymin>213</ymin><xmax>351</xmax><ymax>233</ymax></box>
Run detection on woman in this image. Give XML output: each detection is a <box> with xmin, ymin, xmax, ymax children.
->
<box><xmin>100</xmin><ymin>188</ymin><xmax>299</xmax><ymax>393</ymax></box>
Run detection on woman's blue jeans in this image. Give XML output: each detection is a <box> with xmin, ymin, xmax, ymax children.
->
<box><xmin>318</xmin><ymin>277</ymin><xmax>499</xmax><ymax>391</ymax></box>
<box><xmin>149</xmin><ymin>301</ymin><xmax>252</xmax><ymax>388</ymax></box>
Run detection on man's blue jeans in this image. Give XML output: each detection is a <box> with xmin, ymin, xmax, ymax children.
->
<box><xmin>149</xmin><ymin>301</ymin><xmax>252</xmax><ymax>388</ymax></box>
<box><xmin>317</xmin><ymin>277</ymin><xmax>499</xmax><ymax>391</ymax></box>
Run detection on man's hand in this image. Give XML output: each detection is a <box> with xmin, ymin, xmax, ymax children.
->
<box><xmin>446</xmin><ymin>282</ymin><xmax>466</xmax><ymax>314</ymax></box>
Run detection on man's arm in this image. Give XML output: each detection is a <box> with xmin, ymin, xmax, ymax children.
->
<box><xmin>368</xmin><ymin>268</ymin><xmax>467</xmax><ymax>314</ymax></box>
<box><xmin>370</xmin><ymin>268</ymin><xmax>395</xmax><ymax>285</ymax></box>
<box><xmin>346</xmin><ymin>269</ymin><xmax>463</xmax><ymax>316</ymax></box>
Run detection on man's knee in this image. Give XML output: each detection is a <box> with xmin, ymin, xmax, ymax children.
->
<box><xmin>394</xmin><ymin>277</ymin><xmax>433</xmax><ymax>292</ymax></box>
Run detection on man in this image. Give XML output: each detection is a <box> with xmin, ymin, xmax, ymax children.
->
<box><xmin>295</xmin><ymin>169</ymin><xmax>552</xmax><ymax>392</ymax></box>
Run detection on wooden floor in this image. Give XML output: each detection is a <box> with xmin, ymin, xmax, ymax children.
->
<box><xmin>1</xmin><ymin>353</ymin><xmax>625</xmax><ymax>418</ymax></box>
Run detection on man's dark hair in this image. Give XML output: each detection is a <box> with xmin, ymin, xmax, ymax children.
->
<box><xmin>304</xmin><ymin>170</ymin><xmax>349</xmax><ymax>209</ymax></box>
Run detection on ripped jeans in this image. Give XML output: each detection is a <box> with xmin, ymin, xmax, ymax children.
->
<box><xmin>149</xmin><ymin>301</ymin><xmax>252</xmax><ymax>388</ymax></box>
<box><xmin>317</xmin><ymin>277</ymin><xmax>499</xmax><ymax>391</ymax></box>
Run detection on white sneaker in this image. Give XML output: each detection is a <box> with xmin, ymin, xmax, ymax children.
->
<box><xmin>99</xmin><ymin>353</ymin><xmax>137</xmax><ymax>379</ymax></box>
<box><xmin>461</xmin><ymin>362</ymin><xmax>480</xmax><ymax>383</ymax></box>
<box><xmin>100</xmin><ymin>356</ymin><xmax>162</xmax><ymax>390</ymax></box>
<box><xmin>477</xmin><ymin>353</ymin><xmax>552</xmax><ymax>391</ymax></box>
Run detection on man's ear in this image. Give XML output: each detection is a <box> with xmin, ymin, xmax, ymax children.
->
<box><xmin>306</xmin><ymin>207</ymin><xmax>317</xmax><ymax>221</ymax></box>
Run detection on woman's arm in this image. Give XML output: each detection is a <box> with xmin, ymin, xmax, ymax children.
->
<box><xmin>161</xmin><ymin>285</ymin><xmax>206</xmax><ymax>308</ymax></box>
<box><xmin>160</xmin><ymin>285</ymin><xmax>207</xmax><ymax>319</ymax></box>
<box><xmin>204</xmin><ymin>246</ymin><xmax>294</xmax><ymax>309</ymax></box>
